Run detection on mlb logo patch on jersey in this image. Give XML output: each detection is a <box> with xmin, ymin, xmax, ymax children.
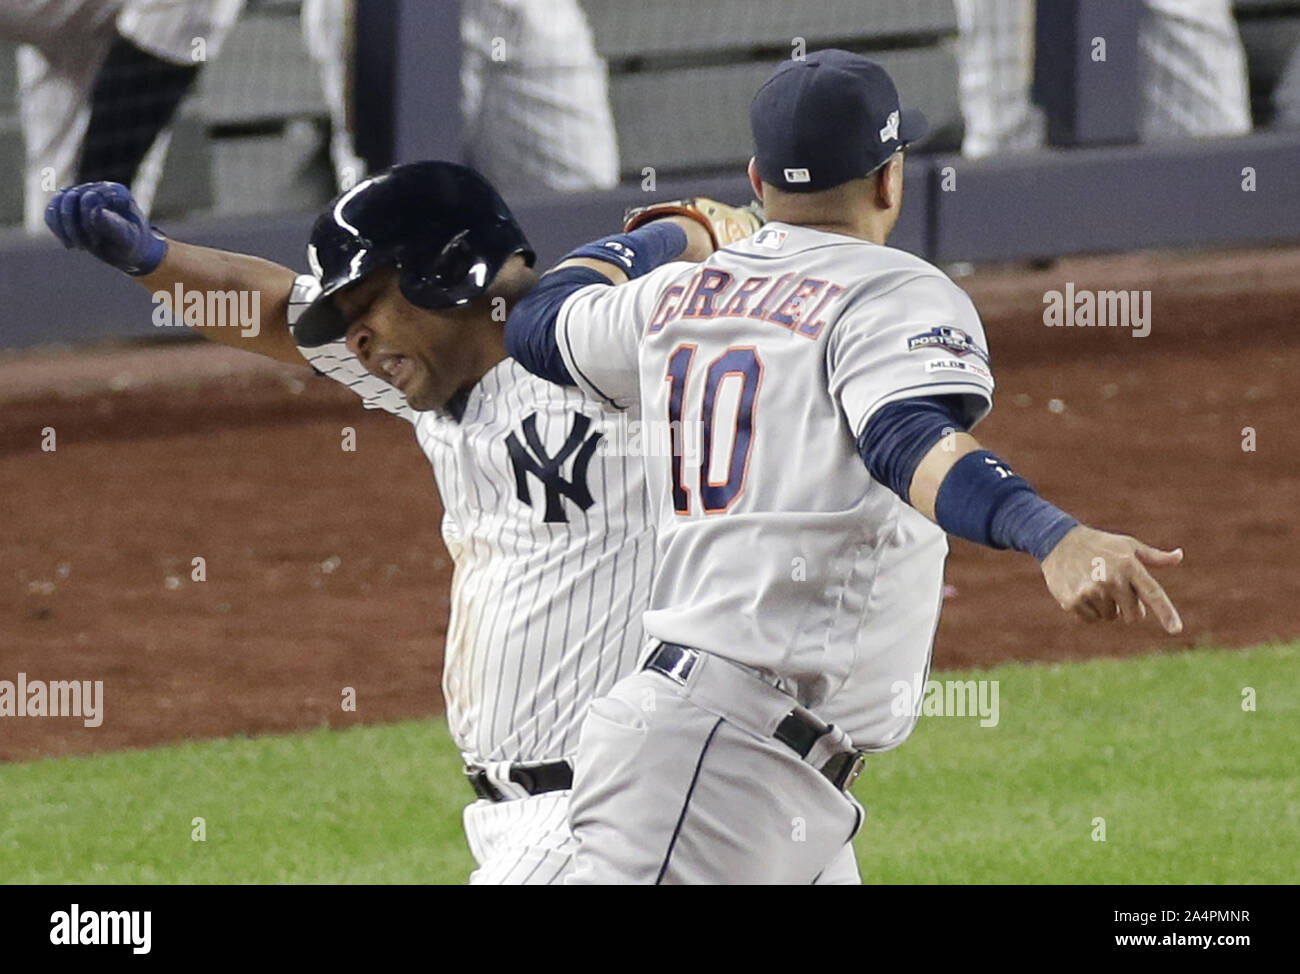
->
<box><xmin>906</xmin><ymin>326</ymin><xmax>989</xmax><ymax>364</ymax></box>
<box><xmin>925</xmin><ymin>357</ymin><xmax>993</xmax><ymax>383</ymax></box>
<box><xmin>753</xmin><ymin>228</ymin><xmax>788</xmax><ymax>250</ymax></box>
<box><xmin>783</xmin><ymin>168</ymin><xmax>811</xmax><ymax>183</ymax></box>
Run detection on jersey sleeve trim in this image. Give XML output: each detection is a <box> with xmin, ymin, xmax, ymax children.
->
<box><xmin>287</xmin><ymin>273</ymin><xmax>318</xmax><ymax>327</ymax></box>
<box><xmin>287</xmin><ymin>277</ymin><xmax>416</xmax><ymax>421</ymax></box>
<box><xmin>853</xmin><ymin>380</ymin><xmax>993</xmax><ymax>439</ymax></box>
<box><xmin>295</xmin><ymin>339</ymin><xmax>417</xmax><ymax>424</ymax></box>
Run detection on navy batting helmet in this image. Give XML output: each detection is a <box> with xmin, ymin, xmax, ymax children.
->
<box><xmin>291</xmin><ymin>161</ymin><xmax>534</xmax><ymax>347</ymax></box>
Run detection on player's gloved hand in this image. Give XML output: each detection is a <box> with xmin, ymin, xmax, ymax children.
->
<box><xmin>44</xmin><ymin>182</ymin><xmax>168</xmax><ymax>276</ymax></box>
<box><xmin>624</xmin><ymin>197</ymin><xmax>764</xmax><ymax>250</ymax></box>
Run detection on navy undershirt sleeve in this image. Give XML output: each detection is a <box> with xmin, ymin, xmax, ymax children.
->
<box><xmin>859</xmin><ymin>395</ymin><xmax>1080</xmax><ymax>560</ymax></box>
<box><xmin>856</xmin><ymin>395</ymin><xmax>971</xmax><ymax>502</ymax></box>
<box><xmin>504</xmin><ymin>266</ymin><xmax>613</xmax><ymax>386</ymax></box>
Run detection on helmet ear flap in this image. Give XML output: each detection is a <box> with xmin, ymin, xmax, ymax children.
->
<box><xmin>399</xmin><ymin>230</ymin><xmax>484</xmax><ymax>310</ymax></box>
<box><xmin>398</xmin><ymin>264</ymin><xmax>441</xmax><ymax>310</ymax></box>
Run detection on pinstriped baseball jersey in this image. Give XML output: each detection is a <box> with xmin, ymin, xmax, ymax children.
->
<box><xmin>288</xmin><ymin>275</ymin><xmax>655</xmax><ymax>765</ymax></box>
<box><xmin>552</xmin><ymin>223</ymin><xmax>995</xmax><ymax>750</ymax></box>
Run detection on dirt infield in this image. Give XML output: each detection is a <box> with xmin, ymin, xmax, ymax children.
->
<box><xmin>2</xmin><ymin>246</ymin><xmax>1298</xmax><ymax>761</ymax></box>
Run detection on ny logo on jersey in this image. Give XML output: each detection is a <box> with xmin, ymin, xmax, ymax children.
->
<box><xmin>505</xmin><ymin>412</ymin><xmax>602</xmax><ymax>523</ymax></box>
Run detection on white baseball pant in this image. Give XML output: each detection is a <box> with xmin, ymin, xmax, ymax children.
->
<box><xmin>300</xmin><ymin>0</ymin><xmax>619</xmax><ymax>195</ymax></box>
<box><xmin>460</xmin><ymin>0</ymin><xmax>619</xmax><ymax>194</ymax></box>
<box><xmin>463</xmin><ymin>789</ymin><xmax>577</xmax><ymax>885</ymax></box>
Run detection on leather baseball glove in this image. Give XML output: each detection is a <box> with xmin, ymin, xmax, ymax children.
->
<box><xmin>623</xmin><ymin>197</ymin><xmax>764</xmax><ymax>249</ymax></box>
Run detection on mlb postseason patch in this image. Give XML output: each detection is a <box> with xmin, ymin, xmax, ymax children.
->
<box><xmin>906</xmin><ymin>326</ymin><xmax>989</xmax><ymax>363</ymax></box>
<box><xmin>925</xmin><ymin>358</ymin><xmax>993</xmax><ymax>383</ymax></box>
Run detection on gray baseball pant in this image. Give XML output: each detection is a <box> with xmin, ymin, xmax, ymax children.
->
<box><xmin>564</xmin><ymin>650</ymin><xmax>864</xmax><ymax>884</ymax></box>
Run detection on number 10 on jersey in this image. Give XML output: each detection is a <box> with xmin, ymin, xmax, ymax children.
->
<box><xmin>665</xmin><ymin>344</ymin><xmax>763</xmax><ymax>515</ymax></box>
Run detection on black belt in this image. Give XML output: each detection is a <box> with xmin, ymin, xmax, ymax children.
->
<box><xmin>465</xmin><ymin>760</ymin><xmax>574</xmax><ymax>802</ymax></box>
<box><xmin>644</xmin><ymin>642</ymin><xmax>866</xmax><ymax>792</ymax></box>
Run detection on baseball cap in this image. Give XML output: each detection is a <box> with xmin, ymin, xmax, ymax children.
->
<box><xmin>750</xmin><ymin>49</ymin><xmax>928</xmax><ymax>192</ymax></box>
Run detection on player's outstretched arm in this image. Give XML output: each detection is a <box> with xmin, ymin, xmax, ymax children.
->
<box><xmin>905</xmin><ymin>429</ymin><xmax>1184</xmax><ymax>633</ymax></box>
<box><xmin>45</xmin><ymin>182</ymin><xmax>305</xmax><ymax>366</ymax></box>
<box><xmin>505</xmin><ymin>202</ymin><xmax>755</xmax><ymax>385</ymax></box>
<box><xmin>546</xmin><ymin>214</ymin><xmax>714</xmax><ymax>284</ymax></box>
<box><xmin>134</xmin><ymin>239</ymin><xmax>304</xmax><ymax>365</ymax></box>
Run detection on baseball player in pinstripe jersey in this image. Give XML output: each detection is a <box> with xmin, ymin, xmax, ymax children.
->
<box><xmin>44</xmin><ymin>162</ymin><xmax>746</xmax><ymax>883</ymax></box>
<box><xmin>289</xmin><ymin>287</ymin><xmax>655</xmax><ymax>885</ymax></box>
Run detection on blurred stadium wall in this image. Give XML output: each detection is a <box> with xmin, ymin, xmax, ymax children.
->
<box><xmin>1</xmin><ymin>0</ymin><xmax>1299</xmax><ymax>349</ymax></box>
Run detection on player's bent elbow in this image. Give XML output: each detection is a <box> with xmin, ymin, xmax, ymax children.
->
<box><xmin>505</xmin><ymin>268</ymin><xmax>610</xmax><ymax>385</ymax></box>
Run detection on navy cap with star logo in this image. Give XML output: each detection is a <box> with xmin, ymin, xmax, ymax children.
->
<box><xmin>750</xmin><ymin>49</ymin><xmax>929</xmax><ymax>193</ymax></box>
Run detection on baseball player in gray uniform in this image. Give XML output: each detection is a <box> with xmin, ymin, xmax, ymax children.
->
<box><xmin>44</xmin><ymin>162</ymin><xmax>698</xmax><ymax>883</ymax></box>
<box><xmin>505</xmin><ymin>50</ymin><xmax>1185</xmax><ymax>884</ymax></box>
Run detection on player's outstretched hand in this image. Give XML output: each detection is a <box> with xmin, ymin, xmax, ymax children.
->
<box><xmin>45</xmin><ymin>182</ymin><xmax>168</xmax><ymax>276</ymax></box>
<box><xmin>1040</xmin><ymin>525</ymin><xmax>1184</xmax><ymax>633</ymax></box>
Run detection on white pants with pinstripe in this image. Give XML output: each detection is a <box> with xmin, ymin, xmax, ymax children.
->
<box><xmin>463</xmin><ymin>790</ymin><xmax>577</xmax><ymax>885</ymax></box>
<box><xmin>463</xmin><ymin>787</ymin><xmax>861</xmax><ymax>885</ymax></box>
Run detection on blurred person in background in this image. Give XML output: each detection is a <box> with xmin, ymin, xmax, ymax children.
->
<box><xmin>1268</xmin><ymin>40</ymin><xmax>1300</xmax><ymax>129</ymax></box>
<box><xmin>0</xmin><ymin>0</ymin><xmax>244</xmax><ymax>232</ymax></box>
<box><xmin>1139</xmin><ymin>0</ymin><xmax>1251</xmax><ymax>140</ymax></box>
<box><xmin>299</xmin><ymin>0</ymin><xmax>364</xmax><ymax>191</ymax></box>
<box><xmin>459</xmin><ymin>0</ymin><xmax>619</xmax><ymax>194</ymax></box>
<box><xmin>302</xmin><ymin>0</ymin><xmax>619</xmax><ymax>195</ymax></box>
<box><xmin>952</xmin><ymin>0</ymin><xmax>1045</xmax><ymax>158</ymax></box>
<box><xmin>954</xmin><ymin>0</ymin><xmax>1251</xmax><ymax>158</ymax></box>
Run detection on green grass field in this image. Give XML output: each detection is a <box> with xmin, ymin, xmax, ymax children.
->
<box><xmin>2</xmin><ymin>642</ymin><xmax>1296</xmax><ymax>884</ymax></box>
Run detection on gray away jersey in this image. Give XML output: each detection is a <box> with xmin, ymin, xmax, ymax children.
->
<box><xmin>554</xmin><ymin>223</ymin><xmax>995</xmax><ymax>750</ymax></box>
<box><xmin>288</xmin><ymin>276</ymin><xmax>655</xmax><ymax>765</ymax></box>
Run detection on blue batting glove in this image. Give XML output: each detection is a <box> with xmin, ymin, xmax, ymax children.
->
<box><xmin>44</xmin><ymin>182</ymin><xmax>168</xmax><ymax>276</ymax></box>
